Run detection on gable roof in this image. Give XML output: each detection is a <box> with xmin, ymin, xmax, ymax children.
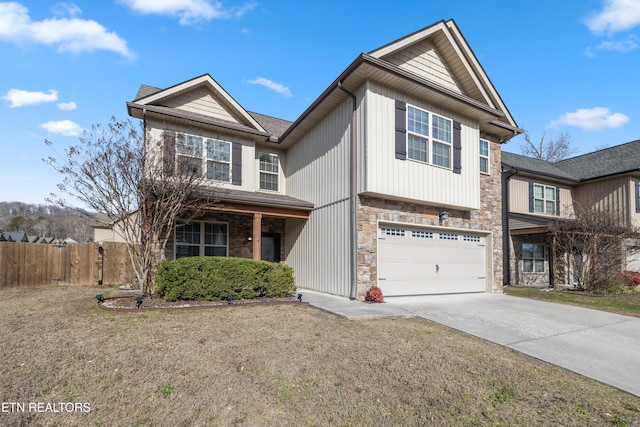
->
<box><xmin>555</xmin><ymin>139</ymin><xmax>640</xmax><ymax>180</ymax></box>
<box><xmin>502</xmin><ymin>139</ymin><xmax>640</xmax><ymax>182</ymax></box>
<box><xmin>279</xmin><ymin>19</ymin><xmax>522</xmax><ymax>147</ymax></box>
<box><xmin>127</xmin><ymin>74</ymin><xmax>271</xmax><ymax>139</ymax></box>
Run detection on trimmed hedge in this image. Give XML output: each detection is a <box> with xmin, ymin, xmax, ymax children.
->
<box><xmin>155</xmin><ymin>256</ymin><xmax>296</xmax><ymax>302</ymax></box>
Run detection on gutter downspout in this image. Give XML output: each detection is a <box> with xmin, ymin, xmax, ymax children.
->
<box><xmin>338</xmin><ymin>81</ymin><xmax>358</xmax><ymax>301</ymax></box>
<box><xmin>502</xmin><ymin>166</ymin><xmax>519</xmax><ymax>287</ymax></box>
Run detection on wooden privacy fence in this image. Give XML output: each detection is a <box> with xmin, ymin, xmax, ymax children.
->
<box><xmin>0</xmin><ymin>242</ymin><xmax>135</xmax><ymax>288</ymax></box>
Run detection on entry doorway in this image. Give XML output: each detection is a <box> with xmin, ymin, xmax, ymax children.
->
<box><xmin>261</xmin><ymin>233</ymin><xmax>281</xmax><ymax>263</ymax></box>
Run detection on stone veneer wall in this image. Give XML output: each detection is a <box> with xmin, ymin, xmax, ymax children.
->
<box><xmin>355</xmin><ymin>133</ymin><xmax>504</xmax><ymax>299</ymax></box>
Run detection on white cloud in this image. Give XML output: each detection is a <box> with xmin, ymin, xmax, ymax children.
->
<box><xmin>247</xmin><ymin>77</ymin><xmax>292</xmax><ymax>98</ymax></box>
<box><xmin>551</xmin><ymin>107</ymin><xmax>630</xmax><ymax>131</ymax></box>
<box><xmin>596</xmin><ymin>35</ymin><xmax>638</xmax><ymax>52</ymax></box>
<box><xmin>120</xmin><ymin>0</ymin><xmax>256</xmax><ymax>25</ymax></box>
<box><xmin>41</xmin><ymin>119</ymin><xmax>83</xmax><ymax>136</ymax></box>
<box><xmin>3</xmin><ymin>88</ymin><xmax>58</xmax><ymax>108</ymax></box>
<box><xmin>0</xmin><ymin>2</ymin><xmax>133</xmax><ymax>58</ymax></box>
<box><xmin>586</xmin><ymin>0</ymin><xmax>640</xmax><ymax>34</ymax></box>
<box><xmin>57</xmin><ymin>101</ymin><xmax>77</xmax><ymax>110</ymax></box>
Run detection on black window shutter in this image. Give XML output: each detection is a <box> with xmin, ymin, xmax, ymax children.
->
<box><xmin>231</xmin><ymin>143</ymin><xmax>242</xmax><ymax>185</ymax></box>
<box><xmin>163</xmin><ymin>130</ymin><xmax>176</xmax><ymax>176</ymax></box>
<box><xmin>556</xmin><ymin>187</ymin><xmax>561</xmax><ymax>216</ymax></box>
<box><xmin>452</xmin><ymin>120</ymin><xmax>462</xmax><ymax>174</ymax></box>
<box><xmin>395</xmin><ymin>100</ymin><xmax>407</xmax><ymax>160</ymax></box>
<box><xmin>529</xmin><ymin>182</ymin><xmax>534</xmax><ymax>212</ymax></box>
<box><xmin>636</xmin><ymin>181</ymin><xmax>640</xmax><ymax>213</ymax></box>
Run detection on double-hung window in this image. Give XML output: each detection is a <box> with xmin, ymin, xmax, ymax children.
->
<box><xmin>534</xmin><ymin>183</ymin><xmax>556</xmax><ymax>214</ymax></box>
<box><xmin>206</xmin><ymin>139</ymin><xmax>231</xmax><ymax>182</ymax></box>
<box><xmin>407</xmin><ymin>105</ymin><xmax>452</xmax><ymax>168</ymax></box>
<box><xmin>176</xmin><ymin>135</ymin><xmax>203</xmax><ymax>176</ymax></box>
<box><xmin>479</xmin><ymin>139</ymin><xmax>490</xmax><ymax>174</ymax></box>
<box><xmin>259</xmin><ymin>153</ymin><xmax>279</xmax><ymax>191</ymax></box>
<box><xmin>522</xmin><ymin>243</ymin><xmax>545</xmax><ymax>273</ymax></box>
<box><xmin>175</xmin><ymin>221</ymin><xmax>228</xmax><ymax>258</ymax></box>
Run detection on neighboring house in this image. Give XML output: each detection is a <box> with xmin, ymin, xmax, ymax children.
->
<box><xmin>3</xmin><ymin>232</ymin><xmax>28</xmax><ymax>243</ymax></box>
<box><xmin>502</xmin><ymin>141</ymin><xmax>640</xmax><ymax>288</ymax></box>
<box><xmin>127</xmin><ymin>19</ymin><xmax>522</xmax><ymax>299</ymax></box>
<box><xmin>93</xmin><ymin>213</ymin><xmax>139</xmax><ymax>244</ymax></box>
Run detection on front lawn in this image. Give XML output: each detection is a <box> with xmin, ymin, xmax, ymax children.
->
<box><xmin>504</xmin><ymin>286</ymin><xmax>640</xmax><ymax>318</ymax></box>
<box><xmin>2</xmin><ymin>285</ymin><xmax>640</xmax><ymax>426</ymax></box>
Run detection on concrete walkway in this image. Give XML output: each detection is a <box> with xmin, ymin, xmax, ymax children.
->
<box><xmin>299</xmin><ymin>289</ymin><xmax>640</xmax><ymax>397</ymax></box>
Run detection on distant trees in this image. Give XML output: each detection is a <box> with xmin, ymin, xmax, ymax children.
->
<box><xmin>0</xmin><ymin>202</ymin><xmax>92</xmax><ymax>240</ymax></box>
<box><xmin>519</xmin><ymin>131</ymin><xmax>576</xmax><ymax>162</ymax></box>
<box><xmin>45</xmin><ymin>117</ymin><xmax>211</xmax><ymax>295</ymax></box>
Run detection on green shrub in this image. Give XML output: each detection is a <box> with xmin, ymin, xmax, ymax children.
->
<box><xmin>155</xmin><ymin>257</ymin><xmax>296</xmax><ymax>302</ymax></box>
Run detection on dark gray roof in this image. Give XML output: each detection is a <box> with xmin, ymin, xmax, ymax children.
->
<box><xmin>3</xmin><ymin>231</ymin><xmax>28</xmax><ymax>242</ymax></box>
<box><xmin>502</xmin><ymin>139</ymin><xmax>640</xmax><ymax>182</ymax></box>
<box><xmin>248</xmin><ymin>112</ymin><xmax>292</xmax><ymax>139</ymax></box>
<box><xmin>554</xmin><ymin>139</ymin><xmax>640</xmax><ymax>180</ymax></box>
<box><xmin>501</xmin><ymin>152</ymin><xmax>578</xmax><ymax>181</ymax></box>
<box><xmin>134</xmin><ymin>84</ymin><xmax>162</xmax><ymax>101</ymax></box>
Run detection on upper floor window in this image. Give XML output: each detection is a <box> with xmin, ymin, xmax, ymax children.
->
<box><xmin>259</xmin><ymin>153</ymin><xmax>279</xmax><ymax>191</ymax></box>
<box><xmin>479</xmin><ymin>139</ymin><xmax>489</xmax><ymax>174</ymax></box>
<box><xmin>407</xmin><ymin>105</ymin><xmax>452</xmax><ymax>169</ymax></box>
<box><xmin>533</xmin><ymin>183</ymin><xmax>556</xmax><ymax>214</ymax></box>
<box><xmin>175</xmin><ymin>132</ymin><xmax>234</xmax><ymax>183</ymax></box>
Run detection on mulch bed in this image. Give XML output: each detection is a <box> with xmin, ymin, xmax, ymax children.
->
<box><xmin>97</xmin><ymin>295</ymin><xmax>307</xmax><ymax>312</ymax></box>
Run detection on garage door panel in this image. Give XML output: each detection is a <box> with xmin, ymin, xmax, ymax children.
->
<box><xmin>377</xmin><ymin>225</ymin><xmax>487</xmax><ymax>296</ymax></box>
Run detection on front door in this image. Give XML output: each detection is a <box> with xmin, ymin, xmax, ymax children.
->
<box><xmin>261</xmin><ymin>233</ymin><xmax>281</xmax><ymax>263</ymax></box>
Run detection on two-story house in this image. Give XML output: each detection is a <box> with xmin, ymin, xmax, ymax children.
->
<box><xmin>126</xmin><ymin>19</ymin><xmax>522</xmax><ymax>299</ymax></box>
<box><xmin>502</xmin><ymin>142</ymin><xmax>640</xmax><ymax>288</ymax></box>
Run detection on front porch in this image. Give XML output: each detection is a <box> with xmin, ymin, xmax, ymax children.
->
<box><xmin>168</xmin><ymin>190</ymin><xmax>313</xmax><ymax>263</ymax></box>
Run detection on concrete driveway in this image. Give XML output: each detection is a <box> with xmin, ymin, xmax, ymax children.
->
<box><xmin>385</xmin><ymin>293</ymin><xmax>640</xmax><ymax>397</ymax></box>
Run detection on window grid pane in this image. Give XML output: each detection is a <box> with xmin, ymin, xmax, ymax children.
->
<box><xmin>207</xmin><ymin>161</ymin><xmax>230</xmax><ymax>181</ymax></box>
<box><xmin>408</xmin><ymin>106</ymin><xmax>429</xmax><ymax>136</ymax></box>
<box><xmin>260</xmin><ymin>172</ymin><xmax>278</xmax><ymax>191</ymax></box>
<box><xmin>480</xmin><ymin>157</ymin><xmax>489</xmax><ymax>174</ymax></box>
<box><xmin>432</xmin><ymin>115</ymin><xmax>451</xmax><ymax>143</ymax></box>
<box><xmin>206</xmin><ymin>139</ymin><xmax>230</xmax><ymax>161</ymax></box>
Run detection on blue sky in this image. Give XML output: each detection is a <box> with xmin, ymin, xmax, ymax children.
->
<box><xmin>1</xmin><ymin>0</ymin><xmax>639</xmax><ymax>204</ymax></box>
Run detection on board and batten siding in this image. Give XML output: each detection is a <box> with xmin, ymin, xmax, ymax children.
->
<box><xmin>575</xmin><ymin>176</ymin><xmax>632</xmax><ymax>226</ymax></box>
<box><xmin>162</xmin><ymin>86</ymin><xmax>241</xmax><ymax>124</ymax></box>
<box><xmin>382</xmin><ymin>40</ymin><xmax>462</xmax><ymax>94</ymax></box>
<box><xmin>508</xmin><ymin>175</ymin><xmax>575</xmax><ymax>218</ymax></box>
<box><xmin>362</xmin><ymin>81</ymin><xmax>480</xmax><ymax>210</ymax></box>
<box><xmin>285</xmin><ymin>98</ymin><xmax>354</xmax><ymax>295</ymax></box>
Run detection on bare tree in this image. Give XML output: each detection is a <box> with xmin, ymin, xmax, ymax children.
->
<box><xmin>45</xmin><ymin>117</ymin><xmax>210</xmax><ymax>295</ymax></box>
<box><xmin>551</xmin><ymin>203</ymin><xmax>639</xmax><ymax>293</ymax></box>
<box><xmin>520</xmin><ymin>131</ymin><xmax>576</xmax><ymax>162</ymax></box>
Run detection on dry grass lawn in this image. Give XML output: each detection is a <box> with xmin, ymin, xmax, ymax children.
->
<box><xmin>2</xmin><ymin>286</ymin><xmax>640</xmax><ymax>426</ymax></box>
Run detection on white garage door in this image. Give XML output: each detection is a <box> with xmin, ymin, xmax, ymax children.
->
<box><xmin>377</xmin><ymin>225</ymin><xmax>487</xmax><ymax>296</ymax></box>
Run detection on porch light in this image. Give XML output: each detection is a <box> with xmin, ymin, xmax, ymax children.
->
<box><xmin>439</xmin><ymin>211</ymin><xmax>449</xmax><ymax>224</ymax></box>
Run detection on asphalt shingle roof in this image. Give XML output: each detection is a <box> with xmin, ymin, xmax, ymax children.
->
<box><xmin>502</xmin><ymin>139</ymin><xmax>640</xmax><ymax>182</ymax></box>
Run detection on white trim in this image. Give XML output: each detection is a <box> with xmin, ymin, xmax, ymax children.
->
<box><xmin>479</xmin><ymin>138</ymin><xmax>490</xmax><ymax>175</ymax></box>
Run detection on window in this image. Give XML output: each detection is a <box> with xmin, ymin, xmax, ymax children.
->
<box><xmin>479</xmin><ymin>139</ymin><xmax>489</xmax><ymax>174</ymax></box>
<box><xmin>534</xmin><ymin>184</ymin><xmax>556</xmax><ymax>214</ymax></box>
<box><xmin>175</xmin><ymin>221</ymin><xmax>228</xmax><ymax>258</ymax></box>
<box><xmin>174</xmin><ymin>132</ymin><xmax>235</xmax><ymax>183</ymax></box>
<box><xmin>407</xmin><ymin>105</ymin><xmax>452</xmax><ymax>168</ymax></box>
<box><xmin>259</xmin><ymin>153</ymin><xmax>279</xmax><ymax>191</ymax></box>
<box><xmin>522</xmin><ymin>243</ymin><xmax>545</xmax><ymax>273</ymax></box>
<box><xmin>206</xmin><ymin>139</ymin><xmax>231</xmax><ymax>181</ymax></box>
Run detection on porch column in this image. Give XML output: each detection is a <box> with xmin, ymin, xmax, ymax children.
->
<box><xmin>253</xmin><ymin>213</ymin><xmax>262</xmax><ymax>260</ymax></box>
